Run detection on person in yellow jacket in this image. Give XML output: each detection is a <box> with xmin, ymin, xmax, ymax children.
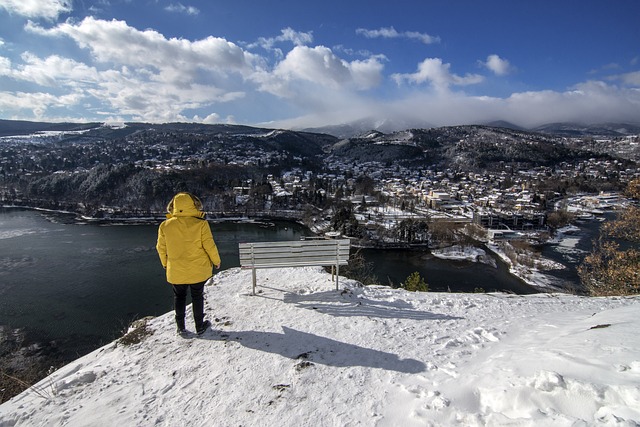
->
<box><xmin>156</xmin><ymin>192</ymin><xmax>221</xmax><ymax>336</ymax></box>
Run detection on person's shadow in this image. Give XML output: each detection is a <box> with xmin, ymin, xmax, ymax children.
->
<box><xmin>201</xmin><ymin>326</ymin><xmax>426</xmax><ymax>374</ymax></box>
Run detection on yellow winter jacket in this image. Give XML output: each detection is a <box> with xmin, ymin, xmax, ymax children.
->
<box><xmin>156</xmin><ymin>193</ymin><xmax>221</xmax><ymax>285</ymax></box>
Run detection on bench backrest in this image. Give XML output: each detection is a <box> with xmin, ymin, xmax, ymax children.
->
<box><xmin>239</xmin><ymin>239</ymin><xmax>350</xmax><ymax>269</ymax></box>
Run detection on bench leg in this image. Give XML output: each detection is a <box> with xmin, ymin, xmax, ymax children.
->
<box><xmin>252</xmin><ymin>268</ymin><xmax>257</xmax><ymax>295</ymax></box>
<box><xmin>335</xmin><ymin>263</ymin><xmax>339</xmax><ymax>291</ymax></box>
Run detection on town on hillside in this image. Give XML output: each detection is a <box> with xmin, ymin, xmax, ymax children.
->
<box><xmin>1</xmin><ymin>122</ymin><xmax>638</xmax><ymax>253</ymax></box>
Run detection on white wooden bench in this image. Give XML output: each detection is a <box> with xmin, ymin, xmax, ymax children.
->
<box><xmin>238</xmin><ymin>238</ymin><xmax>351</xmax><ymax>295</ymax></box>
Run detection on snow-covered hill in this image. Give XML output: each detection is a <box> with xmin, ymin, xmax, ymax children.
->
<box><xmin>1</xmin><ymin>267</ymin><xmax>639</xmax><ymax>426</ymax></box>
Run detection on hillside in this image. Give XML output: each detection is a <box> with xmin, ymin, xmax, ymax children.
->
<box><xmin>0</xmin><ymin>119</ymin><xmax>102</xmax><ymax>137</ymax></box>
<box><xmin>1</xmin><ymin>267</ymin><xmax>639</xmax><ymax>426</ymax></box>
<box><xmin>305</xmin><ymin>120</ymin><xmax>640</xmax><ymax>139</ymax></box>
<box><xmin>329</xmin><ymin>125</ymin><xmax>635</xmax><ymax>170</ymax></box>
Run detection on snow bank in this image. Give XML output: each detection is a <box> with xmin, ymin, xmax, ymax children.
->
<box><xmin>1</xmin><ymin>267</ymin><xmax>639</xmax><ymax>426</ymax></box>
<box><xmin>431</xmin><ymin>245</ymin><xmax>496</xmax><ymax>267</ymax></box>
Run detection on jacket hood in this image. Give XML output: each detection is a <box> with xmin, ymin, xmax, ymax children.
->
<box><xmin>166</xmin><ymin>193</ymin><xmax>205</xmax><ymax>218</ymax></box>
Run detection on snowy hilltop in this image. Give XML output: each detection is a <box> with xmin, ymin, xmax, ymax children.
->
<box><xmin>1</xmin><ymin>267</ymin><xmax>639</xmax><ymax>426</ymax></box>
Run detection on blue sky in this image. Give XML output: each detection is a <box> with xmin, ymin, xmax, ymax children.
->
<box><xmin>0</xmin><ymin>0</ymin><xmax>639</xmax><ymax>129</ymax></box>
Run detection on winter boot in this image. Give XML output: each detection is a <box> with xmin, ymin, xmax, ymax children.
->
<box><xmin>196</xmin><ymin>320</ymin><xmax>211</xmax><ymax>335</ymax></box>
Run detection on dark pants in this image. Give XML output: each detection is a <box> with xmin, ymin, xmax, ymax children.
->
<box><xmin>172</xmin><ymin>281</ymin><xmax>206</xmax><ymax>330</ymax></box>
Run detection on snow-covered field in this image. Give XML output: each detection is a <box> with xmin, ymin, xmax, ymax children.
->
<box><xmin>1</xmin><ymin>267</ymin><xmax>639</xmax><ymax>426</ymax></box>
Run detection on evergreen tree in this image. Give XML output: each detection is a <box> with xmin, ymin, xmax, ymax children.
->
<box><xmin>402</xmin><ymin>272</ymin><xmax>429</xmax><ymax>292</ymax></box>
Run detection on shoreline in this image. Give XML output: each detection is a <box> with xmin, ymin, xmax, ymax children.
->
<box><xmin>1</xmin><ymin>204</ymin><xmax>303</xmax><ymax>227</ymax></box>
<box><xmin>1</xmin><ymin>203</ymin><xmax>589</xmax><ymax>293</ymax></box>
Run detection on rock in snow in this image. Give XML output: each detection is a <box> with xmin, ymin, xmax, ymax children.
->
<box><xmin>1</xmin><ymin>267</ymin><xmax>639</xmax><ymax>426</ymax></box>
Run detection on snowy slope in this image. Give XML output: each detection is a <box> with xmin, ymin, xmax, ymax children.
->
<box><xmin>1</xmin><ymin>267</ymin><xmax>639</xmax><ymax>427</ymax></box>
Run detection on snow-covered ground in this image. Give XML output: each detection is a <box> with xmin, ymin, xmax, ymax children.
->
<box><xmin>549</xmin><ymin>224</ymin><xmax>591</xmax><ymax>265</ymax></box>
<box><xmin>487</xmin><ymin>221</ymin><xmax>609</xmax><ymax>292</ymax></box>
<box><xmin>430</xmin><ymin>243</ymin><xmax>567</xmax><ymax>291</ymax></box>
<box><xmin>2</xmin><ymin>267</ymin><xmax>639</xmax><ymax>427</ymax></box>
<box><xmin>486</xmin><ymin>243</ymin><xmax>567</xmax><ymax>291</ymax></box>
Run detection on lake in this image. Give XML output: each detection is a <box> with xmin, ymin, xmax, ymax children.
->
<box><xmin>1</xmin><ymin>207</ymin><xmax>551</xmax><ymax>365</ymax></box>
<box><xmin>0</xmin><ymin>208</ymin><xmax>312</xmax><ymax>362</ymax></box>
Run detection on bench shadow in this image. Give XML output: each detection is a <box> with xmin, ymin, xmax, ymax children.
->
<box><xmin>282</xmin><ymin>289</ymin><xmax>462</xmax><ymax>321</ymax></box>
<box><xmin>201</xmin><ymin>326</ymin><xmax>426</xmax><ymax>374</ymax></box>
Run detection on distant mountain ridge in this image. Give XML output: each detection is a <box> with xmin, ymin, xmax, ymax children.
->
<box><xmin>0</xmin><ymin>120</ymin><xmax>338</xmax><ymax>158</ymax></box>
<box><xmin>532</xmin><ymin>122</ymin><xmax>640</xmax><ymax>137</ymax></box>
<box><xmin>302</xmin><ymin>119</ymin><xmax>640</xmax><ymax>139</ymax></box>
<box><xmin>0</xmin><ymin>119</ymin><xmax>102</xmax><ymax>137</ymax></box>
<box><xmin>2</xmin><ymin>118</ymin><xmax>639</xmax><ymax>140</ymax></box>
<box><xmin>2</xmin><ymin>119</ymin><xmax>639</xmax><ymax>168</ymax></box>
<box><xmin>0</xmin><ymin>119</ymin><xmax>284</xmax><ymax>138</ymax></box>
<box><xmin>300</xmin><ymin>117</ymin><xmax>432</xmax><ymax>139</ymax></box>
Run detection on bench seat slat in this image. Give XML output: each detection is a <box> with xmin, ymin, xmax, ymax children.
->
<box><xmin>239</xmin><ymin>246</ymin><xmax>349</xmax><ymax>254</ymax></box>
<box><xmin>241</xmin><ymin>260</ymin><xmax>349</xmax><ymax>269</ymax></box>
<box><xmin>240</xmin><ymin>257</ymin><xmax>350</xmax><ymax>265</ymax></box>
<box><xmin>240</xmin><ymin>259</ymin><xmax>349</xmax><ymax>267</ymax></box>
<box><xmin>239</xmin><ymin>240</ymin><xmax>347</xmax><ymax>248</ymax></box>
<box><xmin>238</xmin><ymin>239</ymin><xmax>351</xmax><ymax>294</ymax></box>
<box><xmin>239</xmin><ymin>249</ymin><xmax>349</xmax><ymax>259</ymax></box>
<box><xmin>240</xmin><ymin>257</ymin><xmax>349</xmax><ymax>266</ymax></box>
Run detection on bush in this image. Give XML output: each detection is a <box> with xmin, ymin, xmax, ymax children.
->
<box><xmin>339</xmin><ymin>249</ymin><xmax>377</xmax><ymax>286</ymax></box>
<box><xmin>402</xmin><ymin>272</ymin><xmax>429</xmax><ymax>292</ymax></box>
<box><xmin>117</xmin><ymin>317</ymin><xmax>154</xmax><ymax>346</ymax></box>
<box><xmin>0</xmin><ymin>332</ymin><xmax>56</xmax><ymax>403</ymax></box>
<box><xmin>578</xmin><ymin>180</ymin><xmax>640</xmax><ymax>296</ymax></box>
<box><xmin>579</xmin><ymin>239</ymin><xmax>640</xmax><ymax>296</ymax></box>
<box><xmin>547</xmin><ymin>209</ymin><xmax>575</xmax><ymax>230</ymax></box>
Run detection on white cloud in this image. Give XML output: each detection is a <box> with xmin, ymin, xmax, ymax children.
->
<box><xmin>196</xmin><ymin>113</ymin><xmax>236</xmax><ymax>125</ymax></box>
<box><xmin>616</xmin><ymin>70</ymin><xmax>640</xmax><ymax>86</ymax></box>
<box><xmin>164</xmin><ymin>3</ymin><xmax>200</xmax><ymax>16</ymax></box>
<box><xmin>482</xmin><ymin>54</ymin><xmax>513</xmax><ymax>76</ymax></box>
<box><xmin>14</xmin><ymin>17</ymin><xmax>385</xmax><ymax>121</ymax></box>
<box><xmin>349</xmin><ymin>56</ymin><xmax>385</xmax><ymax>90</ymax></box>
<box><xmin>442</xmin><ymin>80</ymin><xmax>640</xmax><ymax>127</ymax></box>
<box><xmin>257</xmin><ymin>45</ymin><xmax>384</xmax><ymax>100</ymax></box>
<box><xmin>26</xmin><ymin>18</ymin><xmax>258</xmax><ymax>76</ymax></box>
<box><xmin>332</xmin><ymin>44</ymin><xmax>376</xmax><ymax>59</ymax></box>
<box><xmin>0</xmin><ymin>90</ymin><xmax>83</xmax><ymax>118</ymax></box>
<box><xmin>14</xmin><ymin>17</ymin><xmax>258</xmax><ymax>122</ymax></box>
<box><xmin>10</xmin><ymin>52</ymin><xmax>100</xmax><ymax>86</ymax></box>
<box><xmin>249</xmin><ymin>27</ymin><xmax>314</xmax><ymax>52</ymax></box>
<box><xmin>0</xmin><ymin>55</ymin><xmax>11</xmax><ymax>74</ymax></box>
<box><xmin>0</xmin><ymin>0</ymin><xmax>72</xmax><ymax>20</ymax></box>
<box><xmin>392</xmin><ymin>58</ymin><xmax>484</xmax><ymax>91</ymax></box>
<box><xmin>270</xmin><ymin>78</ymin><xmax>640</xmax><ymax>131</ymax></box>
<box><xmin>88</xmin><ymin>68</ymin><xmax>246</xmax><ymax>122</ymax></box>
<box><xmin>356</xmin><ymin>26</ymin><xmax>440</xmax><ymax>45</ymax></box>
<box><xmin>198</xmin><ymin>112</ymin><xmax>220</xmax><ymax>124</ymax></box>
